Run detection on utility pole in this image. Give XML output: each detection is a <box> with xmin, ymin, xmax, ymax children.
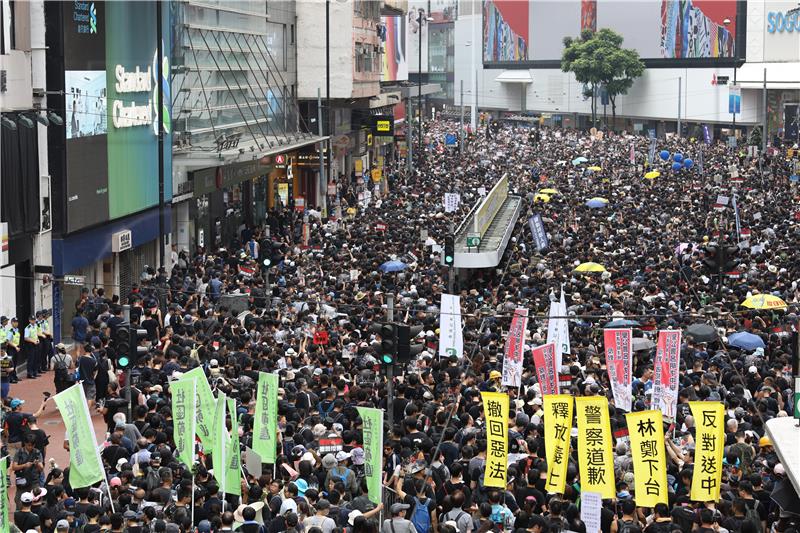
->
<box><xmin>326</xmin><ymin>0</ymin><xmax>332</xmax><ymax>190</ymax></box>
<box><xmin>417</xmin><ymin>9</ymin><xmax>423</xmax><ymax>154</ymax></box>
<box><xmin>123</xmin><ymin>304</ymin><xmax>132</xmax><ymax>422</ymax></box>
<box><xmin>459</xmin><ymin>79</ymin><xmax>464</xmax><ymax>154</ymax></box>
<box><xmin>317</xmin><ymin>88</ymin><xmax>326</xmax><ymax>215</ymax></box>
<box><xmin>407</xmin><ymin>98</ymin><xmax>413</xmax><ymax>174</ymax></box>
<box><xmin>156</xmin><ymin>5</ymin><xmax>165</xmax><ymax>267</ymax></box>
<box><xmin>386</xmin><ymin>293</ymin><xmax>395</xmax><ymax>432</ymax></box>
<box><xmin>763</xmin><ymin>68</ymin><xmax>768</xmax><ymax>153</ymax></box>
<box><xmin>677</xmin><ymin>76</ymin><xmax>682</xmax><ymax>138</ymax></box>
<box><xmin>448</xmin><ymin>222</ymin><xmax>456</xmax><ymax>293</ymax></box>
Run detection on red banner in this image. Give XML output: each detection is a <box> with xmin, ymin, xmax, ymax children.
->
<box><xmin>532</xmin><ymin>343</ymin><xmax>558</xmax><ymax>395</ymax></box>
<box><xmin>502</xmin><ymin>309</ymin><xmax>528</xmax><ymax>387</ymax></box>
<box><xmin>603</xmin><ymin>329</ymin><xmax>633</xmax><ymax>411</ymax></box>
<box><xmin>652</xmin><ymin>330</ymin><xmax>681</xmax><ymax>418</ymax></box>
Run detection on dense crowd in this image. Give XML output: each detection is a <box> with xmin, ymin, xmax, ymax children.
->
<box><xmin>2</xmin><ymin>118</ymin><xmax>800</xmax><ymax>533</ymax></box>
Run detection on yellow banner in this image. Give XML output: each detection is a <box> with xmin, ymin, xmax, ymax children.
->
<box><xmin>626</xmin><ymin>410</ymin><xmax>668</xmax><ymax>507</ymax></box>
<box><xmin>544</xmin><ymin>395</ymin><xmax>573</xmax><ymax>494</ymax></box>
<box><xmin>576</xmin><ymin>396</ymin><xmax>615</xmax><ymax>499</ymax></box>
<box><xmin>482</xmin><ymin>391</ymin><xmax>509</xmax><ymax>488</ymax></box>
<box><xmin>690</xmin><ymin>401</ymin><xmax>725</xmax><ymax>502</ymax></box>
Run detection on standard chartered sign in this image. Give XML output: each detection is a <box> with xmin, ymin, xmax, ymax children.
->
<box><xmin>113</xmin><ymin>64</ymin><xmax>153</xmax><ymax>129</ymax></box>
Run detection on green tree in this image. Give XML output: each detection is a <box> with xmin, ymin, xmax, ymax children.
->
<box><xmin>561</xmin><ymin>28</ymin><xmax>645</xmax><ymax>129</ymax></box>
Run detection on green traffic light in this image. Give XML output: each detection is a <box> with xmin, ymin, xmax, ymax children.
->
<box><xmin>446</xmin><ymin>256</ymin><xmax>453</xmax><ymax>263</ymax></box>
<box><xmin>118</xmin><ymin>356</ymin><xmax>130</xmax><ymax>368</ymax></box>
<box><xmin>382</xmin><ymin>354</ymin><xmax>393</xmax><ymax>364</ymax></box>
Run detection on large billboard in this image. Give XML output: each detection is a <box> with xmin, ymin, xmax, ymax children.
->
<box><xmin>382</xmin><ymin>16</ymin><xmax>408</xmax><ymax>81</ymax></box>
<box><xmin>62</xmin><ymin>1</ymin><xmax>172</xmax><ymax>234</ymax></box>
<box><xmin>483</xmin><ymin>0</ymin><xmax>743</xmax><ymax>66</ymax></box>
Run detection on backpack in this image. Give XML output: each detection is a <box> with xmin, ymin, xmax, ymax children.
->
<box><xmin>618</xmin><ymin>519</ymin><xmax>642</xmax><ymax>533</ymax></box>
<box><xmin>744</xmin><ymin>501</ymin><xmax>763</xmax><ymax>533</ymax></box>
<box><xmin>331</xmin><ymin>467</ymin><xmax>352</xmax><ymax>485</ymax></box>
<box><xmin>411</xmin><ymin>496</ymin><xmax>431</xmax><ymax>533</ymax></box>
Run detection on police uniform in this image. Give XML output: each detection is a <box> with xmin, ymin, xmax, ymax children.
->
<box><xmin>23</xmin><ymin>317</ymin><xmax>39</xmax><ymax>378</ymax></box>
<box><xmin>7</xmin><ymin>320</ymin><xmax>20</xmax><ymax>382</ymax></box>
<box><xmin>40</xmin><ymin>312</ymin><xmax>53</xmax><ymax>370</ymax></box>
<box><xmin>36</xmin><ymin>313</ymin><xmax>48</xmax><ymax>373</ymax></box>
<box><xmin>0</xmin><ymin>318</ymin><xmax>10</xmax><ymax>398</ymax></box>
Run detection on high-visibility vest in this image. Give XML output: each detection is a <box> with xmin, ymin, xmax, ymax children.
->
<box><xmin>10</xmin><ymin>328</ymin><xmax>20</xmax><ymax>347</ymax></box>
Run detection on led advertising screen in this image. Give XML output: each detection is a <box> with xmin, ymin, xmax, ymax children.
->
<box><xmin>62</xmin><ymin>0</ymin><xmax>172</xmax><ymax>234</ymax></box>
<box><xmin>382</xmin><ymin>16</ymin><xmax>408</xmax><ymax>82</ymax></box>
<box><xmin>483</xmin><ymin>0</ymin><xmax>742</xmax><ymax>66</ymax></box>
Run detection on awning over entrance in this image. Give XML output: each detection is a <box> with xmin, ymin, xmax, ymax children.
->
<box><xmin>494</xmin><ymin>70</ymin><xmax>533</xmax><ymax>84</ymax></box>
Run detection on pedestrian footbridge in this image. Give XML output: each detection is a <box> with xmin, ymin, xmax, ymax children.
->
<box><xmin>451</xmin><ymin>175</ymin><xmax>523</xmax><ymax>268</ymax></box>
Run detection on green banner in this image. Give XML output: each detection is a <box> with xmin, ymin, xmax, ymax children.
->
<box><xmin>1</xmin><ymin>456</ymin><xmax>9</xmax><ymax>533</ymax></box>
<box><xmin>181</xmin><ymin>366</ymin><xmax>216</xmax><ymax>451</ymax></box>
<box><xmin>356</xmin><ymin>407</ymin><xmax>384</xmax><ymax>504</ymax></box>
<box><xmin>53</xmin><ymin>384</ymin><xmax>104</xmax><ymax>488</ymax></box>
<box><xmin>171</xmin><ymin>378</ymin><xmax>196</xmax><ymax>468</ymax></box>
<box><xmin>253</xmin><ymin>372</ymin><xmax>279</xmax><ymax>464</ymax></box>
<box><xmin>212</xmin><ymin>392</ymin><xmax>227</xmax><ymax>488</ymax></box>
<box><xmin>225</xmin><ymin>399</ymin><xmax>242</xmax><ymax>496</ymax></box>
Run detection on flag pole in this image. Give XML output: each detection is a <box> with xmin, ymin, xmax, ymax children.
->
<box><xmin>190</xmin><ymin>380</ymin><xmax>198</xmax><ymax>526</ymax></box>
<box><xmin>76</xmin><ymin>383</ymin><xmax>115</xmax><ymax>514</ymax></box>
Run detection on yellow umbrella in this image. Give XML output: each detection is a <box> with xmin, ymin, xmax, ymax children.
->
<box><xmin>741</xmin><ymin>294</ymin><xmax>788</xmax><ymax>310</ymax></box>
<box><xmin>534</xmin><ymin>193</ymin><xmax>551</xmax><ymax>203</ymax></box>
<box><xmin>574</xmin><ymin>262</ymin><xmax>607</xmax><ymax>273</ymax></box>
<box><xmin>644</xmin><ymin>171</ymin><xmax>661</xmax><ymax>180</ymax></box>
<box><xmin>540</xmin><ymin>188</ymin><xmax>560</xmax><ymax>195</ymax></box>
<box><xmin>588</xmin><ymin>166</ymin><xmax>602</xmax><ymax>171</ymax></box>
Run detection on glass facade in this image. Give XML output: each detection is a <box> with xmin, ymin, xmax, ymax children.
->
<box><xmin>172</xmin><ymin>1</ymin><xmax>305</xmax><ymax>149</ymax></box>
<box><xmin>428</xmin><ymin>23</ymin><xmax>454</xmax><ymax>101</ymax></box>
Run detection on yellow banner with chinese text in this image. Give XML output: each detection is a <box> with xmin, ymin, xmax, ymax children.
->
<box><xmin>690</xmin><ymin>402</ymin><xmax>725</xmax><ymax>502</ymax></box>
<box><xmin>576</xmin><ymin>396</ymin><xmax>615</xmax><ymax>499</ymax></box>
<box><xmin>626</xmin><ymin>410</ymin><xmax>668</xmax><ymax>507</ymax></box>
<box><xmin>482</xmin><ymin>391</ymin><xmax>509</xmax><ymax>488</ymax></box>
<box><xmin>544</xmin><ymin>395</ymin><xmax>573</xmax><ymax>494</ymax></box>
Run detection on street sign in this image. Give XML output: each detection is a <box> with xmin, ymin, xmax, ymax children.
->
<box><xmin>64</xmin><ymin>275</ymin><xmax>86</xmax><ymax>286</ymax></box>
<box><xmin>466</xmin><ymin>233</ymin><xmax>481</xmax><ymax>247</ymax></box>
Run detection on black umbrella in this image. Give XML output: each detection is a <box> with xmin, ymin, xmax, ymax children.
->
<box><xmin>771</xmin><ymin>478</ymin><xmax>800</xmax><ymax>517</ymax></box>
<box><xmin>684</xmin><ymin>323</ymin><xmax>718</xmax><ymax>343</ymax></box>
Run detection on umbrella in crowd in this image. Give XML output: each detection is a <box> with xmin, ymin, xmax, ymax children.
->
<box><xmin>586</xmin><ymin>198</ymin><xmax>608</xmax><ymax>208</ymax></box>
<box><xmin>571</xmin><ymin>156</ymin><xmax>588</xmax><ymax>165</ymax></box>
<box><xmin>588</xmin><ymin>165</ymin><xmax>603</xmax><ymax>172</ymax></box>
<box><xmin>727</xmin><ymin>331</ymin><xmax>766</xmax><ymax>350</ymax></box>
<box><xmin>684</xmin><ymin>323</ymin><xmax>719</xmax><ymax>343</ymax></box>
<box><xmin>603</xmin><ymin>318</ymin><xmax>641</xmax><ymax>328</ymax></box>
<box><xmin>378</xmin><ymin>259</ymin><xmax>407</xmax><ymax>273</ymax></box>
<box><xmin>539</xmin><ymin>188</ymin><xmax>560</xmax><ymax>195</ymax></box>
<box><xmin>741</xmin><ymin>293</ymin><xmax>788</xmax><ymax>310</ymax></box>
<box><xmin>632</xmin><ymin>337</ymin><xmax>656</xmax><ymax>352</ymax></box>
<box><xmin>574</xmin><ymin>261</ymin><xmax>607</xmax><ymax>273</ymax></box>
<box><xmin>534</xmin><ymin>193</ymin><xmax>551</xmax><ymax>203</ymax></box>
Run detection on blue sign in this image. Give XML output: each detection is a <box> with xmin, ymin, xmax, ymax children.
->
<box><xmin>528</xmin><ymin>213</ymin><xmax>549</xmax><ymax>252</ymax></box>
<box><xmin>444</xmin><ymin>133</ymin><xmax>457</xmax><ymax>146</ymax></box>
<box><xmin>767</xmin><ymin>11</ymin><xmax>800</xmax><ymax>33</ymax></box>
<box><xmin>703</xmin><ymin>125</ymin><xmax>711</xmax><ymax>145</ymax></box>
<box><xmin>729</xmin><ymin>86</ymin><xmax>741</xmax><ymax>115</ymax></box>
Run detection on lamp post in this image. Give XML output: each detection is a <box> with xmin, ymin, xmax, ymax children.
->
<box><xmin>723</xmin><ymin>17</ymin><xmax>736</xmax><ymax>141</ymax></box>
<box><xmin>417</xmin><ymin>9</ymin><xmax>432</xmax><ymax>157</ymax></box>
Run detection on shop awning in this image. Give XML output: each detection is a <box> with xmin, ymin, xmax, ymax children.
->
<box><xmin>495</xmin><ymin>70</ymin><xmax>533</xmax><ymax>84</ymax></box>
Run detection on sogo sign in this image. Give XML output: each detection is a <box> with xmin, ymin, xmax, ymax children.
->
<box><xmin>767</xmin><ymin>10</ymin><xmax>800</xmax><ymax>33</ymax></box>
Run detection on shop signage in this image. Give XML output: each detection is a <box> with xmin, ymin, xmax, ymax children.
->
<box><xmin>295</xmin><ymin>196</ymin><xmax>305</xmax><ymax>212</ymax></box>
<box><xmin>64</xmin><ymin>275</ymin><xmax>86</xmax><ymax>286</ymax></box>
<box><xmin>191</xmin><ymin>159</ymin><xmax>275</xmax><ymax>195</ymax></box>
<box><xmin>112</xmin><ymin>229</ymin><xmax>132</xmax><ymax>252</ymax></box>
<box><xmin>767</xmin><ymin>10</ymin><xmax>800</xmax><ymax>33</ymax></box>
<box><xmin>371</xmin><ymin>115</ymin><xmax>394</xmax><ymax>136</ymax></box>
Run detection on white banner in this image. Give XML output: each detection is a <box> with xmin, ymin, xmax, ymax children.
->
<box><xmin>443</xmin><ymin>192</ymin><xmax>461</xmax><ymax>213</ymax></box>
<box><xmin>438</xmin><ymin>294</ymin><xmax>463</xmax><ymax>358</ymax></box>
<box><xmin>546</xmin><ymin>290</ymin><xmax>571</xmax><ymax>373</ymax></box>
<box><xmin>502</xmin><ymin>308</ymin><xmax>528</xmax><ymax>387</ymax></box>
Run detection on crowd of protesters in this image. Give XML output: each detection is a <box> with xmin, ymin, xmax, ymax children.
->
<box><xmin>2</xmin><ymin>117</ymin><xmax>800</xmax><ymax>533</ymax></box>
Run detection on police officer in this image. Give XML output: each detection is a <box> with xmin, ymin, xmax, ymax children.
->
<box><xmin>23</xmin><ymin>315</ymin><xmax>40</xmax><ymax>379</ymax></box>
<box><xmin>35</xmin><ymin>311</ymin><xmax>48</xmax><ymax>373</ymax></box>
<box><xmin>40</xmin><ymin>310</ymin><xmax>53</xmax><ymax>371</ymax></box>
<box><xmin>7</xmin><ymin>317</ymin><xmax>20</xmax><ymax>383</ymax></box>
<box><xmin>0</xmin><ymin>317</ymin><xmax>11</xmax><ymax>399</ymax></box>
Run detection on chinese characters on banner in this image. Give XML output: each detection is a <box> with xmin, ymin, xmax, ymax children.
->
<box><xmin>0</xmin><ymin>457</ymin><xmax>8</xmax><ymax>533</ymax></box>
<box><xmin>502</xmin><ymin>308</ymin><xmax>528</xmax><ymax>387</ymax></box>
<box><xmin>544</xmin><ymin>395</ymin><xmax>574</xmax><ymax>494</ymax></box>
<box><xmin>581</xmin><ymin>491</ymin><xmax>603</xmax><ymax>533</ymax></box>
<box><xmin>652</xmin><ymin>331</ymin><xmax>681</xmax><ymax>418</ymax></box>
<box><xmin>181</xmin><ymin>366</ymin><xmax>217</xmax><ymax>452</ymax></box>
<box><xmin>53</xmin><ymin>384</ymin><xmax>105</xmax><ymax>488</ymax></box>
<box><xmin>603</xmin><ymin>329</ymin><xmax>633</xmax><ymax>411</ymax></box>
<box><xmin>576</xmin><ymin>396</ymin><xmax>616</xmax><ymax>499</ymax></box>
<box><xmin>482</xmin><ymin>391</ymin><xmax>509</xmax><ymax>488</ymax></box>
<box><xmin>253</xmin><ymin>372</ymin><xmax>279</xmax><ymax>464</ymax></box>
<box><xmin>532</xmin><ymin>343</ymin><xmax>559</xmax><ymax>395</ymax></box>
<box><xmin>444</xmin><ymin>192</ymin><xmax>461</xmax><ymax>213</ymax></box>
<box><xmin>690</xmin><ymin>402</ymin><xmax>725</xmax><ymax>502</ymax></box>
<box><xmin>225</xmin><ymin>398</ymin><xmax>242</xmax><ymax>496</ymax></box>
<box><xmin>625</xmin><ymin>410</ymin><xmax>668</xmax><ymax>507</ymax></box>
<box><xmin>212</xmin><ymin>392</ymin><xmax>227</xmax><ymax>489</ymax></box>
<box><xmin>439</xmin><ymin>294</ymin><xmax>464</xmax><ymax>358</ymax></box>
<box><xmin>357</xmin><ymin>407</ymin><xmax>384</xmax><ymax>504</ymax></box>
<box><xmin>171</xmin><ymin>377</ymin><xmax>197</xmax><ymax>468</ymax></box>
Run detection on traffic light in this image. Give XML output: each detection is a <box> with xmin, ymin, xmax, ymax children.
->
<box><xmin>722</xmin><ymin>245</ymin><xmax>739</xmax><ymax>272</ymax></box>
<box><xmin>701</xmin><ymin>245</ymin><xmax>720</xmax><ymax>273</ymax></box>
<box><xmin>129</xmin><ymin>326</ymin><xmax>149</xmax><ymax>367</ymax></box>
<box><xmin>444</xmin><ymin>236</ymin><xmax>455</xmax><ymax>266</ymax></box>
<box><xmin>397</xmin><ymin>325</ymin><xmax>424</xmax><ymax>363</ymax></box>
<box><xmin>370</xmin><ymin>322</ymin><xmax>397</xmax><ymax>366</ymax></box>
<box><xmin>113</xmin><ymin>321</ymin><xmax>131</xmax><ymax>369</ymax></box>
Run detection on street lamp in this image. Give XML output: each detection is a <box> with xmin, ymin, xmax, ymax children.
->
<box><xmin>723</xmin><ymin>17</ymin><xmax>736</xmax><ymax>140</ymax></box>
<box><xmin>417</xmin><ymin>8</ymin><xmax>433</xmax><ymax>156</ymax></box>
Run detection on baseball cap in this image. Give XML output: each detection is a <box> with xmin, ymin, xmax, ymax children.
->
<box><xmin>10</xmin><ymin>398</ymin><xmax>25</xmax><ymax>408</ymax></box>
<box><xmin>56</xmin><ymin>520</ymin><xmax>70</xmax><ymax>530</ymax></box>
<box><xmin>20</xmin><ymin>492</ymin><xmax>34</xmax><ymax>503</ymax></box>
<box><xmin>197</xmin><ymin>521</ymin><xmax>212</xmax><ymax>533</ymax></box>
<box><xmin>489</xmin><ymin>370</ymin><xmax>502</xmax><ymax>379</ymax></box>
<box><xmin>350</xmin><ymin>447</ymin><xmax>365</xmax><ymax>466</ymax></box>
<box><xmin>335</xmin><ymin>450</ymin><xmax>351</xmax><ymax>462</ymax></box>
<box><xmin>391</xmin><ymin>503</ymin><xmax>410</xmax><ymax>514</ymax></box>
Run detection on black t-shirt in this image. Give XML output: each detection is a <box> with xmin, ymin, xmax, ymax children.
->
<box><xmin>14</xmin><ymin>510</ymin><xmax>40</xmax><ymax>530</ymax></box>
<box><xmin>4</xmin><ymin>411</ymin><xmax>28</xmax><ymax>443</ymax></box>
<box><xmin>141</xmin><ymin>318</ymin><xmax>159</xmax><ymax>341</ymax></box>
<box><xmin>78</xmin><ymin>354</ymin><xmax>98</xmax><ymax>384</ymax></box>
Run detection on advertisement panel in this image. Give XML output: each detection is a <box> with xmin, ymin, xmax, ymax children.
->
<box><xmin>382</xmin><ymin>16</ymin><xmax>408</xmax><ymax>81</ymax></box>
<box><xmin>483</xmin><ymin>0</ymin><xmax>741</xmax><ymax>66</ymax></box>
<box><xmin>63</xmin><ymin>0</ymin><xmax>172</xmax><ymax>233</ymax></box>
